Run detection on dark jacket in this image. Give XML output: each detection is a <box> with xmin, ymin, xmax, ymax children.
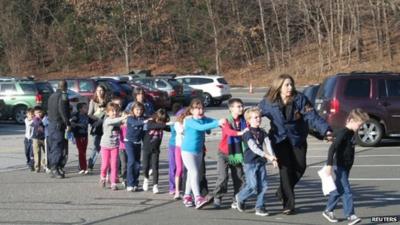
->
<box><xmin>70</xmin><ymin>112</ymin><xmax>95</xmax><ymax>138</ymax></box>
<box><xmin>47</xmin><ymin>89</ymin><xmax>71</xmax><ymax>127</ymax></box>
<box><xmin>31</xmin><ymin>117</ymin><xmax>45</xmax><ymax>140</ymax></box>
<box><xmin>125</xmin><ymin>115</ymin><xmax>145</xmax><ymax>143</ymax></box>
<box><xmin>327</xmin><ymin>128</ymin><xmax>356</xmax><ymax>170</ymax></box>
<box><xmin>258</xmin><ymin>92</ymin><xmax>330</xmax><ymax>147</ymax></box>
<box><xmin>142</xmin><ymin>121</ymin><xmax>171</xmax><ymax>153</ymax></box>
<box><xmin>124</xmin><ymin>100</ymin><xmax>155</xmax><ymax>118</ymax></box>
<box><xmin>243</xmin><ymin>127</ymin><xmax>269</xmax><ymax>164</ymax></box>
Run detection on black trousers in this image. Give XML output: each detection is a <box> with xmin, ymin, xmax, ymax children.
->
<box><xmin>47</xmin><ymin>122</ymin><xmax>67</xmax><ymax>170</ymax></box>
<box><xmin>274</xmin><ymin>139</ymin><xmax>307</xmax><ymax>211</ymax></box>
<box><xmin>212</xmin><ymin>152</ymin><xmax>244</xmax><ymax>201</ymax></box>
<box><xmin>142</xmin><ymin>150</ymin><xmax>160</xmax><ymax>185</ymax></box>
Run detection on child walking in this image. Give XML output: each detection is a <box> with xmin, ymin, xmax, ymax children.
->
<box><xmin>31</xmin><ymin>106</ymin><xmax>46</xmax><ymax>173</ymax></box>
<box><xmin>125</xmin><ymin>102</ymin><xmax>146</xmax><ymax>192</ymax></box>
<box><xmin>119</xmin><ymin>112</ymin><xmax>128</xmax><ymax>188</ymax></box>
<box><xmin>99</xmin><ymin>102</ymin><xmax>127</xmax><ymax>190</ymax></box>
<box><xmin>24</xmin><ymin>108</ymin><xmax>34</xmax><ymax>171</ymax></box>
<box><xmin>235</xmin><ymin>107</ymin><xmax>278</xmax><ymax>216</ymax></box>
<box><xmin>181</xmin><ymin>98</ymin><xmax>224</xmax><ymax>209</ymax></box>
<box><xmin>172</xmin><ymin>109</ymin><xmax>186</xmax><ymax>199</ymax></box>
<box><xmin>70</xmin><ymin>102</ymin><xmax>94</xmax><ymax>174</ymax></box>
<box><xmin>210</xmin><ymin>98</ymin><xmax>247</xmax><ymax>208</ymax></box>
<box><xmin>142</xmin><ymin>109</ymin><xmax>171</xmax><ymax>194</ymax></box>
<box><xmin>322</xmin><ymin>108</ymin><xmax>369</xmax><ymax>225</ymax></box>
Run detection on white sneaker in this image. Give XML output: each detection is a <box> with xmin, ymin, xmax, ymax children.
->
<box><xmin>143</xmin><ymin>178</ymin><xmax>149</xmax><ymax>191</ymax></box>
<box><xmin>84</xmin><ymin>170</ymin><xmax>89</xmax><ymax>175</ymax></box>
<box><xmin>127</xmin><ymin>186</ymin><xmax>134</xmax><ymax>192</ymax></box>
<box><xmin>347</xmin><ymin>215</ymin><xmax>361</xmax><ymax>225</ymax></box>
<box><xmin>78</xmin><ymin>170</ymin><xmax>85</xmax><ymax>174</ymax></box>
<box><xmin>133</xmin><ymin>186</ymin><xmax>138</xmax><ymax>192</ymax></box>
<box><xmin>149</xmin><ymin>169</ymin><xmax>153</xmax><ymax>176</ymax></box>
<box><xmin>153</xmin><ymin>184</ymin><xmax>159</xmax><ymax>194</ymax></box>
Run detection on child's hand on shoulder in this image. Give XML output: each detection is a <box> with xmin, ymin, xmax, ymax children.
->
<box><xmin>266</xmin><ymin>155</ymin><xmax>278</xmax><ymax>168</ymax></box>
<box><xmin>166</xmin><ymin>121</ymin><xmax>174</xmax><ymax>126</ymax></box>
<box><xmin>218</xmin><ymin>118</ymin><xmax>226</xmax><ymax>126</ymax></box>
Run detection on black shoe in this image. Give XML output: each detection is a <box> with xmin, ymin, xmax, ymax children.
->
<box><xmin>57</xmin><ymin>168</ymin><xmax>65</xmax><ymax>178</ymax></box>
<box><xmin>50</xmin><ymin>169</ymin><xmax>64</xmax><ymax>179</ymax></box>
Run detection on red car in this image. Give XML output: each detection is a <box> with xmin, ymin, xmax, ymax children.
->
<box><xmin>128</xmin><ymin>82</ymin><xmax>171</xmax><ymax>110</ymax></box>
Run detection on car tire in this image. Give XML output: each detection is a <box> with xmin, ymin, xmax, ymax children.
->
<box><xmin>203</xmin><ymin>93</ymin><xmax>212</xmax><ymax>107</ymax></box>
<box><xmin>14</xmin><ymin>105</ymin><xmax>27</xmax><ymax>124</ymax></box>
<box><xmin>356</xmin><ymin>118</ymin><xmax>383</xmax><ymax>147</ymax></box>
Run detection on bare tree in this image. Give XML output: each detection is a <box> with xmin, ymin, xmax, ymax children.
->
<box><xmin>257</xmin><ymin>0</ymin><xmax>271</xmax><ymax>68</ymax></box>
<box><xmin>205</xmin><ymin>0</ymin><xmax>221</xmax><ymax>74</ymax></box>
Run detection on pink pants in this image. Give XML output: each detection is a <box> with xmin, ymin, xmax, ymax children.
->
<box><xmin>100</xmin><ymin>146</ymin><xmax>119</xmax><ymax>184</ymax></box>
<box><xmin>175</xmin><ymin>146</ymin><xmax>183</xmax><ymax>177</ymax></box>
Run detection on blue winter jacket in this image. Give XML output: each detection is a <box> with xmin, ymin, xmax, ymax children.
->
<box><xmin>258</xmin><ymin>93</ymin><xmax>330</xmax><ymax>147</ymax></box>
<box><xmin>125</xmin><ymin>116</ymin><xmax>145</xmax><ymax>143</ymax></box>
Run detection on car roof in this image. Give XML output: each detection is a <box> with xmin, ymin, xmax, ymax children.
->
<box><xmin>176</xmin><ymin>75</ymin><xmax>224</xmax><ymax>79</ymax></box>
<box><xmin>333</xmin><ymin>71</ymin><xmax>400</xmax><ymax>77</ymax></box>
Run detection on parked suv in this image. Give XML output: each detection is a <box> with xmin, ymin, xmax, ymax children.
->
<box><xmin>315</xmin><ymin>72</ymin><xmax>400</xmax><ymax>147</ymax></box>
<box><xmin>175</xmin><ymin>75</ymin><xmax>231</xmax><ymax>107</ymax></box>
<box><xmin>48</xmin><ymin>78</ymin><xmax>96</xmax><ymax>102</ymax></box>
<box><xmin>133</xmin><ymin>77</ymin><xmax>184</xmax><ymax>107</ymax></box>
<box><xmin>0</xmin><ymin>78</ymin><xmax>54</xmax><ymax>124</ymax></box>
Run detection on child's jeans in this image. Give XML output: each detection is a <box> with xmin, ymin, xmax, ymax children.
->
<box><xmin>100</xmin><ymin>146</ymin><xmax>119</xmax><ymax>184</ymax></box>
<box><xmin>75</xmin><ymin>137</ymin><xmax>88</xmax><ymax>171</ymax></box>
<box><xmin>88</xmin><ymin>134</ymin><xmax>101</xmax><ymax>170</ymax></box>
<box><xmin>125</xmin><ymin>141</ymin><xmax>141</xmax><ymax>187</ymax></box>
<box><xmin>325</xmin><ymin>166</ymin><xmax>354</xmax><ymax>217</ymax></box>
<box><xmin>237</xmin><ymin>162</ymin><xmax>268</xmax><ymax>209</ymax></box>
<box><xmin>24</xmin><ymin>138</ymin><xmax>33</xmax><ymax>166</ymax></box>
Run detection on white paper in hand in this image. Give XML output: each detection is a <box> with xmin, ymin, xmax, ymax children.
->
<box><xmin>318</xmin><ymin>166</ymin><xmax>337</xmax><ymax>196</ymax></box>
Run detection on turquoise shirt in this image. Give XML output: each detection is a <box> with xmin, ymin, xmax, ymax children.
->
<box><xmin>169</xmin><ymin>124</ymin><xmax>176</xmax><ymax>146</ymax></box>
<box><xmin>181</xmin><ymin>117</ymin><xmax>219</xmax><ymax>154</ymax></box>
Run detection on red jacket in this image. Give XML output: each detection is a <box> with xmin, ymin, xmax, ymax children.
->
<box><xmin>218</xmin><ymin>119</ymin><xmax>243</xmax><ymax>155</ymax></box>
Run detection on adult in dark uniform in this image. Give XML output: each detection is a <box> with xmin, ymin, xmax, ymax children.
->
<box><xmin>47</xmin><ymin>80</ymin><xmax>71</xmax><ymax>178</ymax></box>
<box><xmin>258</xmin><ymin>74</ymin><xmax>333</xmax><ymax>214</ymax></box>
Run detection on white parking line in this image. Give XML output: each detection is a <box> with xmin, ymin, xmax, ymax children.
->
<box><xmin>308</xmin><ymin>155</ymin><xmax>400</xmax><ymax>158</ymax></box>
<box><xmin>309</xmin><ymin>165</ymin><xmax>400</xmax><ymax>168</ymax></box>
<box><xmin>350</xmin><ymin>178</ymin><xmax>400</xmax><ymax>181</ymax></box>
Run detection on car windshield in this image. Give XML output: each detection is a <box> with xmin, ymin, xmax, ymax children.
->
<box><xmin>19</xmin><ymin>82</ymin><xmax>37</xmax><ymax>94</ymax></box>
<box><xmin>318</xmin><ymin>77</ymin><xmax>336</xmax><ymax>99</ymax></box>
<box><xmin>217</xmin><ymin>78</ymin><xmax>228</xmax><ymax>84</ymax></box>
<box><xmin>36</xmin><ymin>82</ymin><xmax>54</xmax><ymax>94</ymax></box>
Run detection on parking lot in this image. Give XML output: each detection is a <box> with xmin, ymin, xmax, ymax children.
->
<box><xmin>0</xmin><ymin>88</ymin><xmax>399</xmax><ymax>225</ymax></box>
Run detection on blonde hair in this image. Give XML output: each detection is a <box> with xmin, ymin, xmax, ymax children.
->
<box><xmin>244</xmin><ymin>107</ymin><xmax>262</xmax><ymax>122</ymax></box>
<box><xmin>265</xmin><ymin>74</ymin><xmax>297</xmax><ymax>103</ymax></box>
<box><xmin>106</xmin><ymin>102</ymin><xmax>120</xmax><ymax>113</ymax></box>
<box><xmin>347</xmin><ymin>108</ymin><xmax>369</xmax><ymax>123</ymax></box>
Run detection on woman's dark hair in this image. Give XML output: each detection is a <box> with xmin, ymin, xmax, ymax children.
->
<box><xmin>133</xmin><ymin>87</ymin><xmax>145</xmax><ymax>102</ymax></box>
<box><xmin>265</xmin><ymin>74</ymin><xmax>297</xmax><ymax>103</ymax></box>
<box><xmin>152</xmin><ymin>108</ymin><xmax>170</xmax><ymax>123</ymax></box>
<box><xmin>93</xmin><ymin>84</ymin><xmax>109</xmax><ymax>104</ymax></box>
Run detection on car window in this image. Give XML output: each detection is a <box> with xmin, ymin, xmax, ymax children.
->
<box><xmin>66</xmin><ymin>80</ymin><xmax>76</xmax><ymax>91</ymax></box>
<box><xmin>217</xmin><ymin>78</ymin><xmax>228</xmax><ymax>84</ymax></box>
<box><xmin>344</xmin><ymin>79</ymin><xmax>370</xmax><ymax>97</ymax></box>
<box><xmin>156</xmin><ymin>80</ymin><xmax>167</xmax><ymax>88</ymax></box>
<box><xmin>167</xmin><ymin>79</ymin><xmax>180</xmax><ymax>86</ymax></box>
<box><xmin>318</xmin><ymin>77</ymin><xmax>336</xmax><ymax>99</ymax></box>
<box><xmin>19</xmin><ymin>83</ymin><xmax>36</xmax><ymax>94</ymax></box>
<box><xmin>387</xmin><ymin>79</ymin><xmax>400</xmax><ymax>97</ymax></box>
<box><xmin>79</xmin><ymin>80</ymin><xmax>95</xmax><ymax>92</ymax></box>
<box><xmin>378</xmin><ymin>80</ymin><xmax>387</xmax><ymax>97</ymax></box>
<box><xmin>197</xmin><ymin>78</ymin><xmax>213</xmax><ymax>85</ymax></box>
<box><xmin>35</xmin><ymin>82</ymin><xmax>54</xmax><ymax>94</ymax></box>
<box><xmin>0</xmin><ymin>83</ymin><xmax>17</xmax><ymax>93</ymax></box>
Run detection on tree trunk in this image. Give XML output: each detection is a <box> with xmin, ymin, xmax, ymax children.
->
<box><xmin>205</xmin><ymin>0</ymin><xmax>220</xmax><ymax>74</ymax></box>
<box><xmin>285</xmin><ymin>0</ymin><xmax>291</xmax><ymax>61</ymax></box>
<box><xmin>271</xmin><ymin>0</ymin><xmax>285</xmax><ymax>66</ymax></box>
<box><xmin>382</xmin><ymin>0</ymin><xmax>393</xmax><ymax>64</ymax></box>
<box><xmin>257</xmin><ymin>0</ymin><xmax>271</xmax><ymax>69</ymax></box>
<box><xmin>121</xmin><ymin>0</ymin><xmax>130</xmax><ymax>73</ymax></box>
<box><xmin>355</xmin><ymin>0</ymin><xmax>362</xmax><ymax>62</ymax></box>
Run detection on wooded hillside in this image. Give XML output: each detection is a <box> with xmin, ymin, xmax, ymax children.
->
<box><xmin>1</xmin><ymin>0</ymin><xmax>399</xmax><ymax>85</ymax></box>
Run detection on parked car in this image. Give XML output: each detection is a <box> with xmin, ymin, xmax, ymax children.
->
<box><xmin>183</xmin><ymin>84</ymin><xmax>203</xmax><ymax>106</ymax></box>
<box><xmin>0</xmin><ymin>78</ymin><xmax>53</xmax><ymax>124</ymax></box>
<box><xmin>48</xmin><ymin>78</ymin><xmax>96</xmax><ymax>103</ymax></box>
<box><xmin>302</xmin><ymin>83</ymin><xmax>320</xmax><ymax>106</ymax></box>
<box><xmin>315</xmin><ymin>72</ymin><xmax>400</xmax><ymax>147</ymax></box>
<box><xmin>133</xmin><ymin>77</ymin><xmax>184</xmax><ymax>107</ymax></box>
<box><xmin>129</xmin><ymin>82</ymin><xmax>171</xmax><ymax>110</ymax></box>
<box><xmin>175</xmin><ymin>75</ymin><xmax>232</xmax><ymax>107</ymax></box>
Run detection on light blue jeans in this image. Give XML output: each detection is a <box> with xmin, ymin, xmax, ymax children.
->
<box><xmin>237</xmin><ymin>162</ymin><xmax>268</xmax><ymax>209</ymax></box>
<box><xmin>325</xmin><ymin>166</ymin><xmax>355</xmax><ymax>217</ymax></box>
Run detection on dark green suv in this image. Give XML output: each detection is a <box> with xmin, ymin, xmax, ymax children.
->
<box><xmin>0</xmin><ymin>78</ymin><xmax>54</xmax><ymax>124</ymax></box>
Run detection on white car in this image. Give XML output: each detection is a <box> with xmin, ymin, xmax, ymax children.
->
<box><xmin>175</xmin><ymin>75</ymin><xmax>232</xmax><ymax>106</ymax></box>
